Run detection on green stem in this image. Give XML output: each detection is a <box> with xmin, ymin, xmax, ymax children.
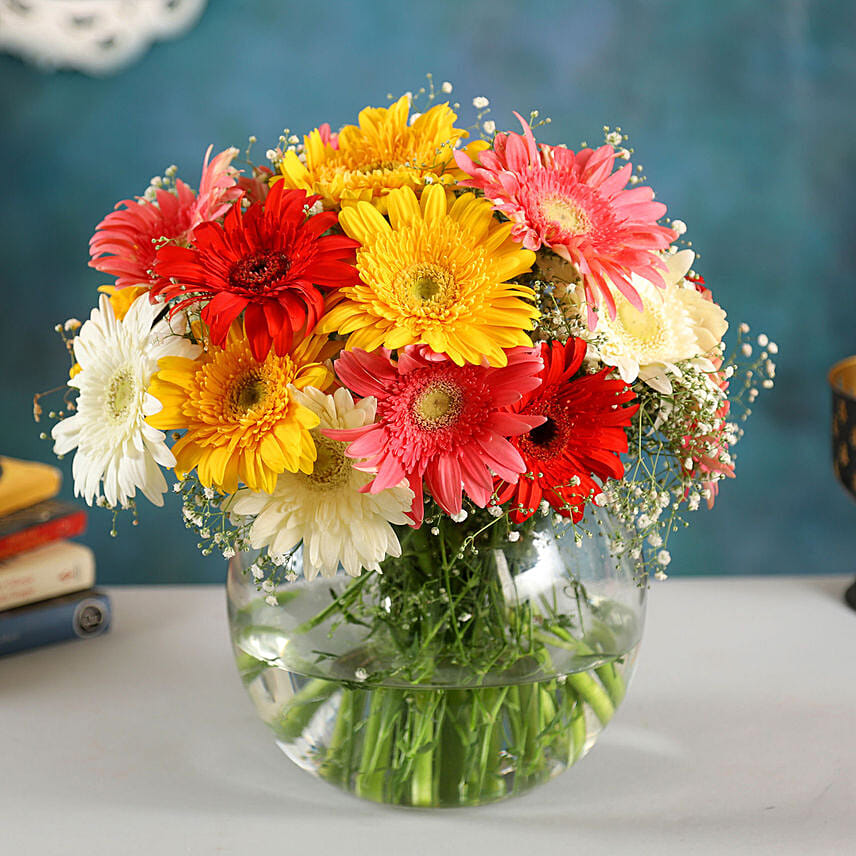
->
<box><xmin>354</xmin><ymin>690</ymin><xmax>388</xmax><ymax>800</ymax></box>
<box><xmin>570</xmin><ymin>695</ymin><xmax>587</xmax><ymax>764</ymax></box>
<box><xmin>320</xmin><ymin>687</ymin><xmax>355</xmax><ymax>784</ymax></box>
<box><xmin>564</xmin><ymin>671</ymin><xmax>614</xmax><ymax>725</ymax></box>
<box><xmin>409</xmin><ymin>693</ymin><xmax>437</xmax><ymax>806</ymax></box>
<box><xmin>534</xmin><ymin>628</ymin><xmax>627</xmax><ymax>709</ymax></box>
<box><xmin>295</xmin><ymin>571</ymin><xmax>376</xmax><ymax>634</ymax></box>
<box><xmin>276</xmin><ymin>677</ymin><xmax>338</xmax><ymax>743</ymax></box>
<box><xmin>473</xmin><ymin>688</ymin><xmax>509</xmax><ymax>800</ymax></box>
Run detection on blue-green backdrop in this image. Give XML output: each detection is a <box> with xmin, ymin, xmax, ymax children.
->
<box><xmin>1</xmin><ymin>0</ymin><xmax>854</xmax><ymax>583</ymax></box>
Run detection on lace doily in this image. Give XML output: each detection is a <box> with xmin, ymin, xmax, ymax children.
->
<box><xmin>0</xmin><ymin>0</ymin><xmax>207</xmax><ymax>75</ymax></box>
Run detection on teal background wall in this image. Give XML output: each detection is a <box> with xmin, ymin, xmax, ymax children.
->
<box><xmin>1</xmin><ymin>0</ymin><xmax>854</xmax><ymax>583</ymax></box>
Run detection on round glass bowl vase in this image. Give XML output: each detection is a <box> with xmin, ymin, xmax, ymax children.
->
<box><xmin>227</xmin><ymin>508</ymin><xmax>647</xmax><ymax>808</ymax></box>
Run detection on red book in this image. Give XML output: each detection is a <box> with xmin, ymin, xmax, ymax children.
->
<box><xmin>0</xmin><ymin>500</ymin><xmax>87</xmax><ymax>561</ymax></box>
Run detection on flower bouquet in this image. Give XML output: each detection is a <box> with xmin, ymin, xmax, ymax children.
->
<box><xmin>40</xmin><ymin>79</ymin><xmax>774</xmax><ymax>807</ymax></box>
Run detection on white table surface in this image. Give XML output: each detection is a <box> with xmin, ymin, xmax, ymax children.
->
<box><xmin>1</xmin><ymin>576</ymin><xmax>854</xmax><ymax>856</ymax></box>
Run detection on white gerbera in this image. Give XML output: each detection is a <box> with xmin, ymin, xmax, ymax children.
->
<box><xmin>584</xmin><ymin>250</ymin><xmax>728</xmax><ymax>394</ymax></box>
<box><xmin>52</xmin><ymin>293</ymin><xmax>199</xmax><ymax>507</ymax></box>
<box><xmin>230</xmin><ymin>387</ymin><xmax>414</xmax><ymax>580</ymax></box>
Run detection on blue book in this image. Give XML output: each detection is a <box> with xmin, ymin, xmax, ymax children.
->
<box><xmin>0</xmin><ymin>589</ymin><xmax>111</xmax><ymax>657</ymax></box>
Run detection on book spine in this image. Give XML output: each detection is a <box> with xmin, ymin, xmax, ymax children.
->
<box><xmin>0</xmin><ymin>509</ymin><xmax>88</xmax><ymax>561</ymax></box>
<box><xmin>0</xmin><ymin>543</ymin><xmax>95</xmax><ymax>611</ymax></box>
<box><xmin>0</xmin><ymin>590</ymin><xmax>111</xmax><ymax>656</ymax></box>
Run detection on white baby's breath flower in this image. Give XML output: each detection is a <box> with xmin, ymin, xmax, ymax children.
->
<box><xmin>51</xmin><ymin>294</ymin><xmax>199</xmax><ymax>508</ymax></box>
<box><xmin>230</xmin><ymin>387</ymin><xmax>414</xmax><ymax>580</ymax></box>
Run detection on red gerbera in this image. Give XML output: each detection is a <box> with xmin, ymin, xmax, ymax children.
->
<box><xmin>153</xmin><ymin>180</ymin><xmax>360</xmax><ymax>361</ymax></box>
<box><xmin>495</xmin><ymin>338</ymin><xmax>638</xmax><ymax>523</ymax></box>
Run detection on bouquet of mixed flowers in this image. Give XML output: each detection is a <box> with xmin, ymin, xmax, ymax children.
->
<box><xmin>40</xmin><ymin>79</ymin><xmax>774</xmax><ymax>806</ymax></box>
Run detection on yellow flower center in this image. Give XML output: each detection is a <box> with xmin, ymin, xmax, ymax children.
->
<box><xmin>541</xmin><ymin>197</ymin><xmax>589</xmax><ymax>234</ymax></box>
<box><xmin>413</xmin><ymin>381</ymin><xmax>462</xmax><ymax>429</ymax></box>
<box><xmin>615</xmin><ymin>298</ymin><xmax>666</xmax><ymax>351</ymax></box>
<box><xmin>107</xmin><ymin>367</ymin><xmax>137</xmax><ymax>423</ymax></box>
<box><xmin>396</xmin><ymin>262</ymin><xmax>456</xmax><ymax>312</ymax></box>
<box><xmin>302</xmin><ymin>431</ymin><xmax>352</xmax><ymax>491</ymax></box>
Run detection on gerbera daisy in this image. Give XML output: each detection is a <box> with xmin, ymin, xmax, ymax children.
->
<box><xmin>454</xmin><ymin>114</ymin><xmax>675</xmax><ymax>327</ymax></box>
<box><xmin>68</xmin><ymin>285</ymin><xmax>152</xmax><ymax>380</ymax></box>
<box><xmin>494</xmin><ymin>339</ymin><xmax>637</xmax><ymax>523</ymax></box>
<box><xmin>231</xmin><ymin>387</ymin><xmax>414</xmax><ymax>580</ymax></box>
<box><xmin>577</xmin><ymin>250</ymin><xmax>728</xmax><ymax>394</ymax></box>
<box><xmin>317</xmin><ymin>184</ymin><xmax>538</xmax><ymax>367</ymax></box>
<box><xmin>277</xmin><ymin>95</ymin><xmax>466</xmax><ymax>211</ymax></box>
<box><xmin>51</xmin><ymin>293</ymin><xmax>199</xmax><ymax>508</ymax></box>
<box><xmin>89</xmin><ymin>145</ymin><xmax>242</xmax><ymax>289</ymax></box>
<box><xmin>327</xmin><ymin>345</ymin><xmax>545</xmax><ymax>524</ymax></box>
<box><xmin>153</xmin><ymin>180</ymin><xmax>360</xmax><ymax>362</ymax></box>
<box><xmin>97</xmin><ymin>284</ymin><xmax>150</xmax><ymax>321</ymax></box>
<box><xmin>147</xmin><ymin>325</ymin><xmax>333</xmax><ymax>494</ymax></box>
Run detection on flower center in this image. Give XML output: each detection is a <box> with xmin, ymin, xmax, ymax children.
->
<box><xmin>228</xmin><ymin>372</ymin><xmax>270</xmax><ymax>416</ymax></box>
<box><xmin>106</xmin><ymin>367</ymin><xmax>137</xmax><ymax>423</ymax></box>
<box><xmin>229</xmin><ymin>251</ymin><xmax>291</xmax><ymax>293</ymax></box>
<box><xmin>412</xmin><ymin>275</ymin><xmax>441</xmax><ymax>301</ymax></box>
<box><xmin>541</xmin><ymin>196</ymin><xmax>589</xmax><ymax>235</ymax></box>
<box><xmin>520</xmin><ymin>406</ymin><xmax>568</xmax><ymax>459</ymax></box>
<box><xmin>528</xmin><ymin>417</ymin><xmax>559</xmax><ymax>447</ymax></box>
<box><xmin>303</xmin><ymin>431</ymin><xmax>352</xmax><ymax>490</ymax></box>
<box><xmin>396</xmin><ymin>263</ymin><xmax>456</xmax><ymax>313</ymax></box>
<box><xmin>413</xmin><ymin>381</ymin><xmax>462</xmax><ymax>430</ymax></box>
<box><xmin>615</xmin><ymin>298</ymin><xmax>663</xmax><ymax>347</ymax></box>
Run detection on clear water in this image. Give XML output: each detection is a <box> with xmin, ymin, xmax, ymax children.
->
<box><xmin>233</xmin><ymin>626</ymin><xmax>641</xmax><ymax>807</ymax></box>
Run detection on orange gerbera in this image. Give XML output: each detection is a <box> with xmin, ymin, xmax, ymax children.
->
<box><xmin>147</xmin><ymin>324</ymin><xmax>334</xmax><ymax>494</ymax></box>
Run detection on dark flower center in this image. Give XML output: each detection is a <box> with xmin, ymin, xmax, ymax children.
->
<box><xmin>528</xmin><ymin>417</ymin><xmax>558</xmax><ymax>447</ymax></box>
<box><xmin>229</xmin><ymin>251</ymin><xmax>291</xmax><ymax>293</ymax></box>
<box><xmin>521</xmin><ymin>407</ymin><xmax>569</xmax><ymax>459</ymax></box>
<box><xmin>228</xmin><ymin>373</ymin><xmax>270</xmax><ymax>416</ymax></box>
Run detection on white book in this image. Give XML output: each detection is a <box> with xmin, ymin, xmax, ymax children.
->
<box><xmin>0</xmin><ymin>541</ymin><xmax>95</xmax><ymax>611</ymax></box>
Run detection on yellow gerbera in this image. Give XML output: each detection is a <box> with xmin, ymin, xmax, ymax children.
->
<box><xmin>316</xmin><ymin>184</ymin><xmax>538</xmax><ymax>367</ymax></box>
<box><xmin>276</xmin><ymin>95</ymin><xmax>466</xmax><ymax>211</ymax></box>
<box><xmin>97</xmin><ymin>285</ymin><xmax>150</xmax><ymax>321</ymax></box>
<box><xmin>147</xmin><ymin>324</ymin><xmax>333</xmax><ymax>494</ymax></box>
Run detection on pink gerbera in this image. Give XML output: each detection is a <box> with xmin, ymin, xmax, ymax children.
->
<box><xmin>454</xmin><ymin>114</ymin><xmax>676</xmax><ymax>327</ymax></box>
<box><xmin>327</xmin><ymin>345</ymin><xmax>545</xmax><ymax>525</ymax></box>
<box><xmin>89</xmin><ymin>145</ymin><xmax>242</xmax><ymax>288</ymax></box>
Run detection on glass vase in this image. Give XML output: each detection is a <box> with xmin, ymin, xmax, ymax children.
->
<box><xmin>226</xmin><ymin>506</ymin><xmax>646</xmax><ymax>807</ymax></box>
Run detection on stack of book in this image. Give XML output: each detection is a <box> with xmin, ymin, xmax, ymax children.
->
<box><xmin>0</xmin><ymin>456</ymin><xmax>111</xmax><ymax>657</ymax></box>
